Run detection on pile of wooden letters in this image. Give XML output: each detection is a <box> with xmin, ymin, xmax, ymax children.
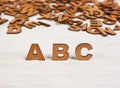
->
<box><xmin>0</xmin><ymin>0</ymin><xmax>120</xmax><ymax>36</ymax></box>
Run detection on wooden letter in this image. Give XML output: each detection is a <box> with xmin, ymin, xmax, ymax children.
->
<box><xmin>90</xmin><ymin>19</ymin><xmax>102</xmax><ymax>27</ymax></box>
<box><xmin>114</xmin><ymin>25</ymin><xmax>120</xmax><ymax>31</ymax></box>
<box><xmin>75</xmin><ymin>43</ymin><xmax>93</xmax><ymax>60</ymax></box>
<box><xmin>26</xmin><ymin>44</ymin><xmax>45</xmax><ymax>61</ymax></box>
<box><xmin>7</xmin><ymin>24</ymin><xmax>22</xmax><ymax>34</ymax></box>
<box><xmin>98</xmin><ymin>27</ymin><xmax>116</xmax><ymax>36</ymax></box>
<box><xmin>87</xmin><ymin>27</ymin><xmax>100</xmax><ymax>34</ymax></box>
<box><xmin>52</xmin><ymin>44</ymin><xmax>69</xmax><ymax>60</ymax></box>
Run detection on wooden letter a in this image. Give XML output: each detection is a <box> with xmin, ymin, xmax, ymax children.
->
<box><xmin>26</xmin><ymin>44</ymin><xmax>45</xmax><ymax>61</ymax></box>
